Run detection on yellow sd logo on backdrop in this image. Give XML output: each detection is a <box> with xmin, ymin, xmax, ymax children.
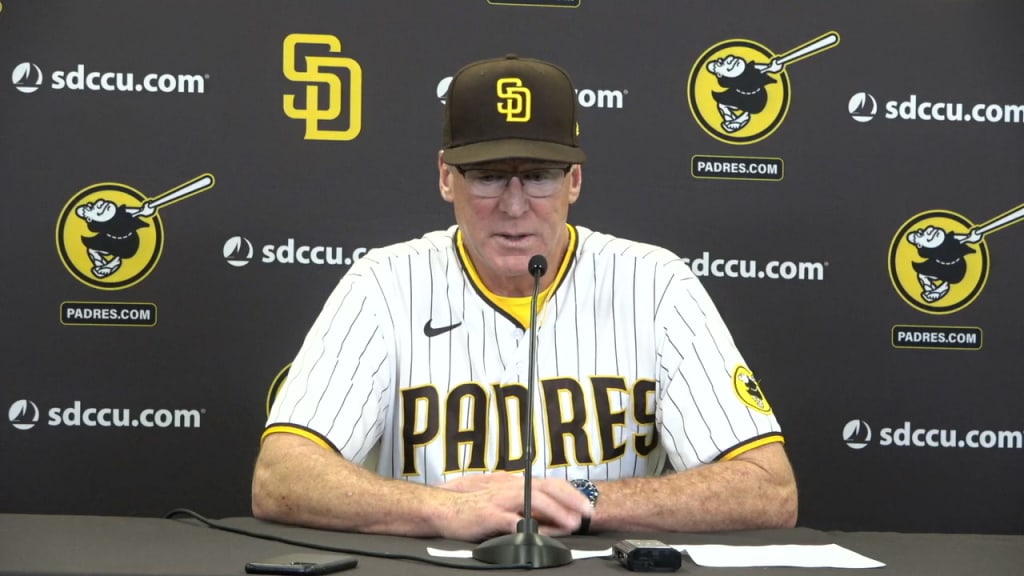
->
<box><xmin>56</xmin><ymin>174</ymin><xmax>214</xmax><ymax>290</ymax></box>
<box><xmin>689</xmin><ymin>31</ymin><xmax>838</xmax><ymax>145</ymax></box>
<box><xmin>283</xmin><ymin>33</ymin><xmax>363</xmax><ymax>141</ymax></box>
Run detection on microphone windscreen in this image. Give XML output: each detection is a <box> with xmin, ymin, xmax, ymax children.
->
<box><xmin>528</xmin><ymin>254</ymin><xmax>548</xmax><ymax>277</ymax></box>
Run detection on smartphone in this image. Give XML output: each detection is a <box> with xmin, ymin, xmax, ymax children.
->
<box><xmin>244</xmin><ymin>553</ymin><xmax>358</xmax><ymax>575</ymax></box>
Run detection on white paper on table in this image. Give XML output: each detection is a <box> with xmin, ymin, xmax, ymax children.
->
<box><xmin>427</xmin><ymin>547</ymin><xmax>612</xmax><ymax>560</ymax></box>
<box><xmin>428</xmin><ymin>543</ymin><xmax>884</xmax><ymax>568</ymax></box>
<box><xmin>672</xmin><ymin>543</ymin><xmax>885</xmax><ymax>568</ymax></box>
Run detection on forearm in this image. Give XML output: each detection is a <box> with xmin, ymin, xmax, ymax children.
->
<box><xmin>589</xmin><ymin>443</ymin><xmax>798</xmax><ymax>533</ymax></box>
<box><xmin>251</xmin><ymin>433</ymin><xmax>455</xmax><ymax>537</ymax></box>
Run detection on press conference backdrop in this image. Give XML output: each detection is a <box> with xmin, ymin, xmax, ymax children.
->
<box><xmin>1</xmin><ymin>0</ymin><xmax>1021</xmax><ymax>534</ymax></box>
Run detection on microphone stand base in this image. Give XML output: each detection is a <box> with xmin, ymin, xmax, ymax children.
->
<box><xmin>473</xmin><ymin>532</ymin><xmax>574</xmax><ymax>568</ymax></box>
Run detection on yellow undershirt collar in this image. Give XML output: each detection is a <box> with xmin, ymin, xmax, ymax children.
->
<box><xmin>456</xmin><ymin>225</ymin><xmax>576</xmax><ymax>328</ymax></box>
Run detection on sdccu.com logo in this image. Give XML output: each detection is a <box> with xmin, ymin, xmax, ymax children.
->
<box><xmin>12</xmin><ymin>61</ymin><xmax>207</xmax><ymax>94</ymax></box>
<box><xmin>843</xmin><ymin>419</ymin><xmax>1023</xmax><ymax>450</ymax></box>
<box><xmin>222</xmin><ymin>236</ymin><xmax>368</xmax><ymax>267</ymax></box>
<box><xmin>8</xmin><ymin>399</ymin><xmax>203</xmax><ymax>431</ymax></box>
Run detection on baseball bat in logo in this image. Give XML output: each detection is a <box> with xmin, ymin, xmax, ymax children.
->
<box><xmin>688</xmin><ymin>31</ymin><xmax>839</xmax><ymax>144</ymax></box>
<box><xmin>889</xmin><ymin>202</ymin><xmax>1024</xmax><ymax>314</ymax></box>
<box><xmin>56</xmin><ymin>174</ymin><xmax>215</xmax><ymax>290</ymax></box>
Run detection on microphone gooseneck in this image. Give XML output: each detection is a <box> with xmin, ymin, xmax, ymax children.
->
<box><xmin>472</xmin><ymin>254</ymin><xmax>572</xmax><ymax>568</ymax></box>
<box><xmin>521</xmin><ymin>254</ymin><xmax>546</xmax><ymax>530</ymax></box>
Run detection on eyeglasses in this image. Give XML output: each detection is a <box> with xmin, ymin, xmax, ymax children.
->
<box><xmin>453</xmin><ymin>164</ymin><xmax>571</xmax><ymax>198</ymax></box>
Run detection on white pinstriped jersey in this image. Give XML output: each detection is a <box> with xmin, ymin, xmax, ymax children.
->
<box><xmin>266</xmin><ymin>225</ymin><xmax>783</xmax><ymax>485</ymax></box>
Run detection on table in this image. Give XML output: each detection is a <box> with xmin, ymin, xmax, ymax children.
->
<box><xmin>1</xmin><ymin>513</ymin><xmax>1021</xmax><ymax>575</ymax></box>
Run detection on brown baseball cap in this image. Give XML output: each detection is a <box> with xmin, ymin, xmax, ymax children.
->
<box><xmin>442</xmin><ymin>54</ymin><xmax>586</xmax><ymax>165</ymax></box>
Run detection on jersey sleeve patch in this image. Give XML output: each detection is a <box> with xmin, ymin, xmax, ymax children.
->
<box><xmin>732</xmin><ymin>365</ymin><xmax>773</xmax><ymax>414</ymax></box>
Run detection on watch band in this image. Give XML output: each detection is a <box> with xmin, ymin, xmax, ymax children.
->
<box><xmin>569</xmin><ymin>479</ymin><xmax>599</xmax><ymax>534</ymax></box>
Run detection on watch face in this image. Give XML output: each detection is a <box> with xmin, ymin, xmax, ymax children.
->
<box><xmin>570</xmin><ymin>479</ymin><xmax>599</xmax><ymax>505</ymax></box>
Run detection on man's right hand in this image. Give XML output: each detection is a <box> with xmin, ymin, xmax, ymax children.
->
<box><xmin>438</xmin><ymin>472</ymin><xmax>591</xmax><ymax>539</ymax></box>
<box><xmin>253</xmin><ymin>433</ymin><xmax>589</xmax><ymax>541</ymax></box>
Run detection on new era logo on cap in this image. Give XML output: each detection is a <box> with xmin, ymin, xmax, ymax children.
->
<box><xmin>442</xmin><ymin>54</ymin><xmax>586</xmax><ymax>165</ymax></box>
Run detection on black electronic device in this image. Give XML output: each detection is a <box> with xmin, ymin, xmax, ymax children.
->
<box><xmin>612</xmin><ymin>539</ymin><xmax>683</xmax><ymax>572</ymax></box>
<box><xmin>245</xmin><ymin>553</ymin><xmax>358</xmax><ymax>575</ymax></box>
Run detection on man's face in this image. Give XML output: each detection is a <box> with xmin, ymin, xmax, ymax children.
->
<box><xmin>439</xmin><ymin>153</ymin><xmax>581</xmax><ymax>296</ymax></box>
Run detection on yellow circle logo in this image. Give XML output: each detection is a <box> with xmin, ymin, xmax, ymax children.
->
<box><xmin>689</xmin><ymin>39</ymin><xmax>790</xmax><ymax>145</ymax></box>
<box><xmin>55</xmin><ymin>174</ymin><xmax>214</xmax><ymax>291</ymax></box>
<box><xmin>56</xmin><ymin>183</ymin><xmax>163</xmax><ymax>290</ymax></box>
<box><xmin>889</xmin><ymin>210</ymin><xmax>988</xmax><ymax>314</ymax></box>
<box><xmin>688</xmin><ymin>32</ymin><xmax>839</xmax><ymax>145</ymax></box>
<box><xmin>733</xmin><ymin>365</ymin><xmax>772</xmax><ymax>414</ymax></box>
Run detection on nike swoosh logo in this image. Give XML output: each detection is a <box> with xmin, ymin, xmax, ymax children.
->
<box><xmin>423</xmin><ymin>320</ymin><xmax>462</xmax><ymax>337</ymax></box>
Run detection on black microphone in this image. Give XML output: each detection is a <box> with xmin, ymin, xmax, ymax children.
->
<box><xmin>528</xmin><ymin>254</ymin><xmax>547</xmax><ymax>278</ymax></box>
<box><xmin>473</xmin><ymin>254</ymin><xmax>572</xmax><ymax>568</ymax></box>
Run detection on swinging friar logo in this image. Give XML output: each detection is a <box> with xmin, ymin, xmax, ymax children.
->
<box><xmin>55</xmin><ymin>174</ymin><xmax>214</xmax><ymax>327</ymax></box>
<box><xmin>889</xmin><ymin>202</ymin><xmax>1024</xmax><ymax>350</ymax></box>
<box><xmin>889</xmin><ymin>202</ymin><xmax>1024</xmax><ymax>314</ymax></box>
<box><xmin>56</xmin><ymin>174</ymin><xmax>214</xmax><ymax>290</ymax></box>
<box><xmin>688</xmin><ymin>31</ymin><xmax>839</xmax><ymax>145</ymax></box>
